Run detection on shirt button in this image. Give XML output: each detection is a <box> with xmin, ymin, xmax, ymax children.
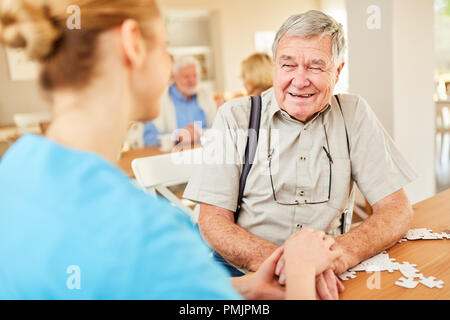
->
<box><xmin>296</xmin><ymin>224</ymin><xmax>303</xmax><ymax>230</ymax></box>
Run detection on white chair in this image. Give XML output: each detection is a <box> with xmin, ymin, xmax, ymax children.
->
<box><xmin>123</xmin><ymin>121</ymin><xmax>144</xmax><ymax>151</ymax></box>
<box><xmin>13</xmin><ymin>111</ymin><xmax>52</xmax><ymax>134</ymax></box>
<box><xmin>131</xmin><ymin>148</ymin><xmax>203</xmax><ymax>221</ymax></box>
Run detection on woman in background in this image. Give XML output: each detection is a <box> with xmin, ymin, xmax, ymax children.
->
<box><xmin>241</xmin><ymin>52</ymin><xmax>274</xmax><ymax>96</ymax></box>
<box><xmin>0</xmin><ymin>0</ymin><xmax>340</xmax><ymax>299</ymax></box>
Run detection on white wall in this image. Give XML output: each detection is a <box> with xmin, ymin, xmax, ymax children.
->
<box><xmin>0</xmin><ymin>45</ymin><xmax>50</xmax><ymax>126</ymax></box>
<box><xmin>392</xmin><ymin>0</ymin><xmax>436</xmax><ymax>202</ymax></box>
<box><xmin>158</xmin><ymin>0</ymin><xmax>321</xmax><ymax>93</ymax></box>
<box><xmin>346</xmin><ymin>0</ymin><xmax>436</xmax><ymax>203</ymax></box>
<box><xmin>346</xmin><ymin>0</ymin><xmax>394</xmax><ymax>135</ymax></box>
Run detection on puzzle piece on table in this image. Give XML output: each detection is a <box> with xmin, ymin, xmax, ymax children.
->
<box><xmin>395</xmin><ymin>277</ymin><xmax>419</xmax><ymax>289</ymax></box>
<box><xmin>338</xmin><ymin>270</ymin><xmax>357</xmax><ymax>281</ymax></box>
<box><xmin>349</xmin><ymin>252</ymin><xmax>399</xmax><ymax>273</ymax></box>
<box><xmin>419</xmin><ymin>276</ymin><xmax>444</xmax><ymax>289</ymax></box>
<box><xmin>421</xmin><ymin>232</ymin><xmax>444</xmax><ymax>240</ymax></box>
<box><xmin>440</xmin><ymin>232</ymin><xmax>450</xmax><ymax>239</ymax></box>
<box><xmin>405</xmin><ymin>228</ymin><xmax>449</xmax><ymax>240</ymax></box>
<box><xmin>398</xmin><ymin>238</ymin><xmax>408</xmax><ymax>243</ymax></box>
<box><xmin>398</xmin><ymin>262</ymin><xmax>423</xmax><ymax>279</ymax></box>
<box><xmin>405</xmin><ymin>228</ymin><xmax>431</xmax><ymax>240</ymax></box>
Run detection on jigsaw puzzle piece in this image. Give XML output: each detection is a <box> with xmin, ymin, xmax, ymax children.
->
<box><xmin>398</xmin><ymin>262</ymin><xmax>423</xmax><ymax>279</ymax></box>
<box><xmin>349</xmin><ymin>252</ymin><xmax>399</xmax><ymax>273</ymax></box>
<box><xmin>395</xmin><ymin>277</ymin><xmax>419</xmax><ymax>289</ymax></box>
<box><xmin>439</xmin><ymin>232</ymin><xmax>450</xmax><ymax>239</ymax></box>
<box><xmin>405</xmin><ymin>228</ymin><xmax>428</xmax><ymax>240</ymax></box>
<box><xmin>338</xmin><ymin>270</ymin><xmax>357</xmax><ymax>281</ymax></box>
<box><xmin>419</xmin><ymin>276</ymin><xmax>444</xmax><ymax>289</ymax></box>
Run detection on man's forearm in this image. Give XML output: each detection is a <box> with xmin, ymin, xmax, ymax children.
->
<box><xmin>199</xmin><ymin>211</ymin><xmax>278</xmax><ymax>271</ymax></box>
<box><xmin>335</xmin><ymin>190</ymin><xmax>413</xmax><ymax>271</ymax></box>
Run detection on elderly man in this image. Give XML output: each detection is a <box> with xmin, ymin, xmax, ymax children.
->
<box><xmin>143</xmin><ymin>56</ymin><xmax>217</xmax><ymax>146</ymax></box>
<box><xmin>184</xmin><ymin>10</ymin><xmax>416</xmax><ymax>299</ymax></box>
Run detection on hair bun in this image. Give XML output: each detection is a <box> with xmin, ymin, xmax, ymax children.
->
<box><xmin>0</xmin><ymin>0</ymin><xmax>61</xmax><ymax>60</ymax></box>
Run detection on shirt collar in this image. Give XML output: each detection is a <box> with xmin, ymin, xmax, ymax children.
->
<box><xmin>169</xmin><ymin>83</ymin><xmax>197</xmax><ymax>102</ymax></box>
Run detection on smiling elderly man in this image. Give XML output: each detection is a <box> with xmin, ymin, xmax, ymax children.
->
<box><xmin>184</xmin><ymin>10</ymin><xmax>416</xmax><ymax>299</ymax></box>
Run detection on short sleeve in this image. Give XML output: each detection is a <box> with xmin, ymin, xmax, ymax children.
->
<box><xmin>183</xmin><ymin>107</ymin><xmax>244</xmax><ymax>212</ymax></box>
<box><xmin>347</xmin><ymin>96</ymin><xmax>418</xmax><ymax>206</ymax></box>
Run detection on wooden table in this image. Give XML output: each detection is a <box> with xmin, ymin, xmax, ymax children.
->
<box><xmin>341</xmin><ymin>188</ymin><xmax>450</xmax><ymax>300</ymax></box>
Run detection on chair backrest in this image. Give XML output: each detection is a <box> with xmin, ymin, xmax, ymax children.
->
<box><xmin>131</xmin><ymin>148</ymin><xmax>203</xmax><ymax>220</ymax></box>
<box><xmin>132</xmin><ymin>148</ymin><xmax>202</xmax><ymax>188</ymax></box>
<box><xmin>13</xmin><ymin>112</ymin><xmax>52</xmax><ymax>129</ymax></box>
<box><xmin>123</xmin><ymin>121</ymin><xmax>144</xmax><ymax>151</ymax></box>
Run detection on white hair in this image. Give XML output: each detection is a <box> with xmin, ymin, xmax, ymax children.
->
<box><xmin>172</xmin><ymin>55</ymin><xmax>201</xmax><ymax>78</ymax></box>
<box><xmin>272</xmin><ymin>10</ymin><xmax>346</xmax><ymax>67</ymax></box>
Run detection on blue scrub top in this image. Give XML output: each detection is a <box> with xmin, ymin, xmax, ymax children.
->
<box><xmin>0</xmin><ymin>135</ymin><xmax>241</xmax><ymax>300</ymax></box>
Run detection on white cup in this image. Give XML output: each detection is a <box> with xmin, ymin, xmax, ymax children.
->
<box><xmin>158</xmin><ymin>133</ymin><xmax>175</xmax><ymax>152</ymax></box>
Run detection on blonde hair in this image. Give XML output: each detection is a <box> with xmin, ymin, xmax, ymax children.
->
<box><xmin>0</xmin><ymin>0</ymin><xmax>160</xmax><ymax>90</ymax></box>
<box><xmin>241</xmin><ymin>53</ymin><xmax>273</xmax><ymax>95</ymax></box>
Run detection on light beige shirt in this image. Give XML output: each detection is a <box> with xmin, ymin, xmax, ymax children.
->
<box><xmin>184</xmin><ymin>88</ymin><xmax>417</xmax><ymax>246</ymax></box>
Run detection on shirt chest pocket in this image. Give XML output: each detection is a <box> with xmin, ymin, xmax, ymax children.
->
<box><xmin>271</xmin><ymin>153</ymin><xmax>332</xmax><ymax>205</ymax></box>
<box><xmin>298</xmin><ymin>156</ymin><xmax>332</xmax><ymax>204</ymax></box>
<box><xmin>293</xmin><ymin>156</ymin><xmax>351</xmax><ymax>206</ymax></box>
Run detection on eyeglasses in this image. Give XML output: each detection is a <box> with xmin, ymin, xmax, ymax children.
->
<box><xmin>267</xmin><ymin>112</ymin><xmax>333</xmax><ymax>206</ymax></box>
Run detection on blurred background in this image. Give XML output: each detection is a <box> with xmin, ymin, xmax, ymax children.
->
<box><xmin>0</xmin><ymin>0</ymin><xmax>449</xmax><ymax>207</ymax></box>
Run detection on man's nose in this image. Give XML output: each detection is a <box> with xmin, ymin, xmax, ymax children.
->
<box><xmin>188</xmin><ymin>76</ymin><xmax>198</xmax><ymax>84</ymax></box>
<box><xmin>291</xmin><ymin>68</ymin><xmax>311</xmax><ymax>88</ymax></box>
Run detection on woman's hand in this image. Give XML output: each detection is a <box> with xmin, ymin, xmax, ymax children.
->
<box><xmin>284</xmin><ymin>228</ymin><xmax>342</xmax><ymax>276</ymax></box>
<box><xmin>280</xmin><ymin>228</ymin><xmax>343</xmax><ymax>300</ymax></box>
<box><xmin>232</xmin><ymin>247</ymin><xmax>286</xmax><ymax>300</ymax></box>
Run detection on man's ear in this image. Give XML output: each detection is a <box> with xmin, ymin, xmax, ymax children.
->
<box><xmin>335</xmin><ymin>62</ymin><xmax>345</xmax><ymax>83</ymax></box>
<box><xmin>120</xmin><ymin>19</ymin><xmax>146</xmax><ymax>68</ymax></box>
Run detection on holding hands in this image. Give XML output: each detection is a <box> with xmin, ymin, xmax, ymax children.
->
<box><xmin>245</xmin><ymin>228</ymin><xmax>344</xmax><ymax>300</ymax></box>
<box><xmin>281</xmin><ymin>228</ymin><xmax>344</xmax><ymax>300</ymax></box>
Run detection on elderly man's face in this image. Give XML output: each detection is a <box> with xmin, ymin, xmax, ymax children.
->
<box><xmin>273</xmin><ymin>34</ymin><xmax>343</xmax><ymax>122</ymax></box>
<box><xmin>173</xmin><ymin>65</ymin><xmax>198</xmax><ymax>98</ymax></box>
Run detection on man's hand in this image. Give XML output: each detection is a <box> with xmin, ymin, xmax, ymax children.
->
<box><xmin>275</xmin><ymin>229</ymin><xmax>343</xmax><ymax>284</ymax></box>
<box><xmin>315</xmin><ymin>269</ymin><xmax>345</xmax><ymax>300</ymax></box>
<box><xmin>232</xmin><ymin>247</ymin><xmax>285</xmax><ymax>300</ymax></box>
<box><xmin>329</xmin><ymin>240</ymin><xmax>359</xmax><ymax>275</ymax></box>
<box><xmin>178</xmin><ymin>123</ymin><xmax>201</xmax><ymax>145</ymax></box>
<box><xmin>281</xmin><ymin>229</ymin><xmax>343</xmax><ymax>300</ymax></box>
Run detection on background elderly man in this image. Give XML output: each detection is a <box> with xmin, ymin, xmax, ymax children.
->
<box><xmin>184</xmin><ymin>10</ymin><xmax>417</xmax><ymax>300</ymax></box>
<box><xmin>143</xmin><ymin>55</ymin><xmax>217</xmax><ymax>146</ymax></box>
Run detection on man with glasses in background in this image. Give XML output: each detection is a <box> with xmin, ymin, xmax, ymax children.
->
<box><xmin>184</xmin><ymin>10</ymin><xmax>416</xmax><ymax>300</ymax></box>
